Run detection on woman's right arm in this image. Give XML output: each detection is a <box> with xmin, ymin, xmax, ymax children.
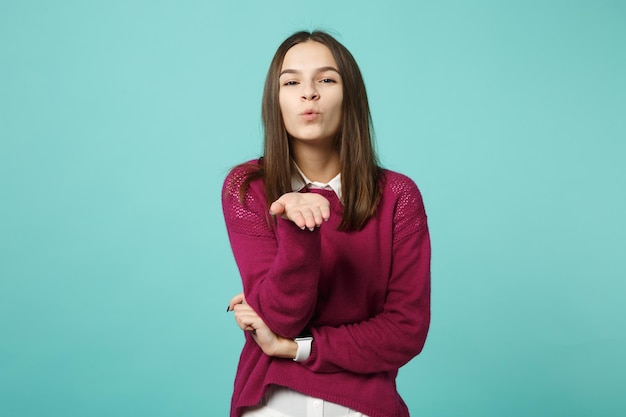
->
<box><xmin>222</xmin><ymin>168</ymin><xmax>328</xmax><ymax>338</ymax></box>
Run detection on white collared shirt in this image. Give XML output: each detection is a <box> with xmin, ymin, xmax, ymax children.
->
<box><xmin>291</xmin><ymin>164</ymin><xmax>342</xmax><ymax>200</ymax></box>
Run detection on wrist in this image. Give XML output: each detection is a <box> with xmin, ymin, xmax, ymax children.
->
<box><xmin>293</xmin><ymin>334</ymin><xmax>313</xmax><ymax>362</ymax></box>
<box><xmin>272</xmin><ymin>337</ymin><xmax>298</xmax><ymax>359</ymax></box>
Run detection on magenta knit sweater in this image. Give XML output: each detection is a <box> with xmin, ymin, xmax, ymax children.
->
<box><xmin>222</xmin><ymin>161</ymin><xmax>431</xmax><ymax>417</ymax></box>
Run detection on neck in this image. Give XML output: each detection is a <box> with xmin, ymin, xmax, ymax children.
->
<box><xmin>291</xmin><ymin>142</ymin><xmax>340</xmax><ymax>183</ymax></box>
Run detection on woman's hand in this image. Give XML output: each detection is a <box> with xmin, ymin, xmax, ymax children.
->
<box><xmin>228</xmin><ymin>293</ymin><xmax>298</xmax><ymax>359</ymax></box>
<box><xmin>270</xmin><ymin>192</ymin><xmax>330</xmax><ymax>231</ymax></box>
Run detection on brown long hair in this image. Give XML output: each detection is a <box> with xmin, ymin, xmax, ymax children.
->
<box><xmin>240</xmin><ymin>30</ymin><xmax>383</xmax><ymax>231</ymax></box>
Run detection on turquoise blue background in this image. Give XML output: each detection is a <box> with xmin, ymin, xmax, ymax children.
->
<box><xmin>1</xmin><ymin>1</ymin><xmax>624</xmax><ymax>416</ymax></box>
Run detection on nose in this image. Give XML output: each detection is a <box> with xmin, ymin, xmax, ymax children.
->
<box><xmin>301</xmin><ymin>82</ymin><xmax>319</xmax><ymax>101</ymax></box>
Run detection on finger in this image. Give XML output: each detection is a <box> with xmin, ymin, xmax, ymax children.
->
<box><xmin>310</xmin><ymin>206</ymin><xmax>328</xmax><ymax>227</ymax></box>
<box><xmin>301</xmin><ymin>210</ymin><xmax>318</xmax><ymax>230</ymax></box>
<box><xmin>233</xmin><ymin>303</ymin><xmax>255</xmax><ymax>314</ymax></box>
<box><xmin>233</xmin><ymin>315</ymin><xmax>249</xmax><ymax>331</ymax></box>
<box><xmin>320</xmin><ymin>203</ymin><xmax>331</xmax><ymax>222</ymax></box>
<box><xmin>235</xmin><ymin>312</ymin><xmax>258</xmax><ymax>331</ymax></box>
<box><xmin>227</xmin><ymin>293</ymin><xmax>246</xmax><ymax>312</ymax></box>
<box><xmin>288</xmin><ymin>211</ymin><xmax>307</xmax><ymax>230</ymax></box>
<box><xmin>269</xmin><ymin>200</ymin><xmax>285</xmax><ymax>216</ymax></box>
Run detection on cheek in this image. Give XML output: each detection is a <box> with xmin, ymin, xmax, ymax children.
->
<box><xmin>330</xmin><ymin>97</ymin><xmax>343</xmax><ymax>124</ymax></box>
<box><xmin>278</xmin><ymin>89</ymin><xmax>297</xmax><ymax>113</ymax></box>
<box><xmin>278</xmin><ymin>94</ymin><xmax>295</xmax><ymax>134</ymax></box>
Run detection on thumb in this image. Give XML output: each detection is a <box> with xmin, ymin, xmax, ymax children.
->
<box><xmin>269</xmin><ymin>200</ymin><xmax>285</xmax><ymax>216</ymax></box>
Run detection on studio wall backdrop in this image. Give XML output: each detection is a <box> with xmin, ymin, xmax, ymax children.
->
<box><xmin>1</xmin><ymin>1</ymin><xmax>624</xmax><ymax>416</ymax></box>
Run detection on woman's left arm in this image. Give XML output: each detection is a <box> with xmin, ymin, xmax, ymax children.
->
<box><xmin>302</xmin><ymin>220</ymin><xmax>430</xmax><ymax>374</ymax></box>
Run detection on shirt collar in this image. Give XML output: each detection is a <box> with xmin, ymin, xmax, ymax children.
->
<box><xmin>291</xmin><ymin>163</ymin><xmax>342</xmax><ymax>200</ymax></box>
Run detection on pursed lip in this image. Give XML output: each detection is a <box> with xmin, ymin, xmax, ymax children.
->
<box><xmin>300</xmin><ymin>109</ymin><xmax>320</xmax><ymax>121</ymax></box>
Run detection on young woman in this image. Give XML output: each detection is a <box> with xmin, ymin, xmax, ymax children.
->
<box><xmin>223</xmin><ymin>31</ymin><xmax>431</xmax><ymax>417</ymax></box>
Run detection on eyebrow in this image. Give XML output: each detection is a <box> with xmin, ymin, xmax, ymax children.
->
<box><xmin>279</xmin><ymin>66</ymin><xmax>341</xmax><ymax>77</ymax></box>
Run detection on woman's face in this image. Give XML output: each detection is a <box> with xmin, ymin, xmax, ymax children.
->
<box><xmin>278</xmin><ymin>41</ymin><xmax>343</xmax><ymax>146</ymax></box>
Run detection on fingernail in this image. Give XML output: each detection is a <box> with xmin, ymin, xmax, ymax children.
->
<box><xmin>300</xmin><ymin>226</ymin><xmax>306</xmax><ymax>230</ymax></box>
<box><xmin>308</xmin><ymin>227</ymin><xmax>315</xmax><ymax>231</ymax></box>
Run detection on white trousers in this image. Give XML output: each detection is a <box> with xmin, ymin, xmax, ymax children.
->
<box><xmin>241</xmin><ymin>386</ymin><xmax>369</xmax><ymax>417</ymax></box>
<box><xmin>242</xmin><ymin>406</ymin><xmax>368</xmax><ymax>417</ymax></box>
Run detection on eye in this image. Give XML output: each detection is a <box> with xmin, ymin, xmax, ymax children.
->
<box><xmin>282</xmin><ymin>80</ymin><xmax>299</xmax><ymax>86</ymax></box>
<box><xmin>320</xmin><ymin>78</ymin><xmax>336</xmax><ymax>84</ymax></box>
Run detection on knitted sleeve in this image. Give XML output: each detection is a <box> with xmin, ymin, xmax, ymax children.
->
<box><xmin>301</xmin><ymin>174</ymin><xmax>431</xmax><ymax>374</ymax></box>
<box><xmin>222</xmin><ymin>163</ymin><xmax>322</xmax><ymax>338</ymax></box>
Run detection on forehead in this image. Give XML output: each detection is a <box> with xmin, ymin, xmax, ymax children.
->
<box><xmin>280</xmin><ymin>41</ymin><xmax>338</xmax><ymax>71</ymax></box>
